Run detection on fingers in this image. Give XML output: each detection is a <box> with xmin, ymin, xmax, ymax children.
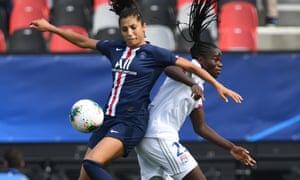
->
<box><xmin>243</xmin><ymin>156</ymin><xmax>256</xmax><ymax>166</ymax></box>
<box><xmin>29</xmin><ymin>20</ymin><xmax>40</xmax><ymax>29</ymax></box>
<box><xmin>226</xmin><ymin>90</ymin><xmax>243</xmax><ymax>103</ymax></box>
<box><xmin>191</xmin><ymin>85</ymin><xmax>203</xmax><ymax>100</ymax></box>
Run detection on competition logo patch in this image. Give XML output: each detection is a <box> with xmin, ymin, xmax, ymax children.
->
<box><xmin>172</xmin><ymin>142</ymin><xmax>189</xmax><ymax>164</ymax></box>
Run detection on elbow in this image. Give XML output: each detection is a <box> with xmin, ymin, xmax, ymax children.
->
<box><xmin>194</xmin><ymin>127</ymin><xmax>204</xmax><ymax>136</ymax></box>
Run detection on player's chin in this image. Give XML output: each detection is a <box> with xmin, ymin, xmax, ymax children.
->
<box><xmin>126</xmin><ymin>40</ymin><xmax>138</xmax><ymax>47</ymax></box>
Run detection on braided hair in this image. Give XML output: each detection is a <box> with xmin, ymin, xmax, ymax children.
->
<box><xmin>109</xmin><ymin>0</ymin><xmax>144</xmax><ymax>24</ymax></box>
<box><xmin>183</xmin><ymin>0</ymin><xmax>218</xmax><ymax>59</ymax></box>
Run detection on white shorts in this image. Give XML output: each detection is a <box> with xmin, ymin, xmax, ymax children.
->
<box><xmin>135</xmin><ymin>137</ymin><xmax>198</xmax><ymax>180</ymax></box>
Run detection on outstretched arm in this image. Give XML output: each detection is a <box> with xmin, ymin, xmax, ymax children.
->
<box><xmin>30</xmin><ymin>18</ymin><xmax>98</xmax><ymax>49</ymax></box>
<box><xmin>189</xmin><ymin>108</ymin><xmax>256</xmax><ymax>166</ymax></box>
<box><xmin>164</xmin><ymin>65</ymin><xmax>203</xmax><ymax>100</ymax></box>
<box><xmin>175</xmin><ymin>57</ymin><xmax>243</xmax><ymax>103</ymax></box>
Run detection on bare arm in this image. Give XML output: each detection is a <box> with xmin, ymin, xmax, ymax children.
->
<box><xmin>30</xmin><ymin>18</ymin><xmax>98</xmax><ymax>49</ymax></box>
<box><xmin>164</xmin><ymin>65</ymin><xmax>203</xmax><ymax>100</ymax></box>
<box><xmin>175</xmin><ymin>57</ymin><xmax>243</xmax><ymax>103</ymax></box>
<box><xmin>189</xmin><ymin>108</ymin><xmax>256</xmax><ymax>166</ymax></box>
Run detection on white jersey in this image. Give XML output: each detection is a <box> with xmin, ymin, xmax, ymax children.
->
<box><xmin>145</xmin><ymin>59</ymin><xmax>204</xmax><ymax>140</ymax></box>
<box><xmin>137</xmin><ymin>59</ymin><xmax>204</xmax><ymax>179</ymax></box>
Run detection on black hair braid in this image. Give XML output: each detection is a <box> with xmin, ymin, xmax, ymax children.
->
<box><xmin>177</xmin><ymin>0</ymin><xmax>218</xmax><ymax>58</ymax></box>
<box><xmin>189</xmin><ymin>0</ymin><xmax>217</xmax><ymax>43</ymax></box>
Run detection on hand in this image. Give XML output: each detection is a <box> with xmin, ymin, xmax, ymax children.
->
<box><xmin>230</xmin><ymin>145</ymin><xmax>256</xmax><ymax>166</ymax></box>
<box><xmin>30</xmin><ymin>18</ymin><xmax>53</xmax><ymax>32</ymax></box>
<box><xmin>191</xmin><ymin>84</ymin><xmax>205</xmax><ymax>101</ymax></box>
<box><xmin>216</xmin><ymin>84</ymin><xmax>243</xmax><ymax>103</ymax></box>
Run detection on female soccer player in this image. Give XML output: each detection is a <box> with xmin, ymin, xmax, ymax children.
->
<box><xmin>30</xmin><ymin>0</ymin><xmax>243</xmax><ymax>179</ymax></box>
<box><xmin>135</xmin><ymin>0</ymin><xmax>256</xmax><ymax>179</ymax></box>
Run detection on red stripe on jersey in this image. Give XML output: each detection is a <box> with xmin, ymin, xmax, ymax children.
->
<box><xmin>107</xmin><ymin>48</ymin><xmax>133</xmax><ymax>116</ymax></box>
<box><xmin>198</xmin><ymin>103</ymin><xmax>203</xmax><ymax>109</ymax></box>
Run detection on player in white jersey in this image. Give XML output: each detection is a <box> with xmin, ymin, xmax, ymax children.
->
<box><xmin>136</xmin><ymin>0</ymin><xmax>256</xmax><ymax>179</ymax></box>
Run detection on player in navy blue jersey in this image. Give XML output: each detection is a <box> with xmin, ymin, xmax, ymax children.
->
<box><xmin>30</xmin><ymin>0</ymin><xmax>243</xmax><ymax>179</ymax></box>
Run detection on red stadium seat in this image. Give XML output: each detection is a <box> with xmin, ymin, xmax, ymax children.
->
<box><xmin>94</xmin><ymin>0</ymin><xmax>109</xmax><ymax>11</ymax></box>
<box><xmin>12</xmin><ymin>0</ymin><xmax>49</xmax><ymax>16</ymax></box>
<box><xmin>219</xmin><ymin>27</ymin><xmax>257</xmax><ymax>52</ymax></box>
<box><xmin>176</xmin><ymin>0</ymin><xmax>192</xmax><ymax>12</ymax></box>
<box><xmin>0</xmin><ymin>30</ymin><xmax>6</xmax><ymax>53</ymax></box>
<box><xmin>218</xmin><ymin>1</ymin><xmax>258</xmax><ymax>29</ymax></box>
<box><xmin>218</xmin><ymin>1</ymin><xmax>258</xmax><ymax>52</ymax></box>
<box><xmin>49</xmin><ymin>25</ymin><xmax>90</xmax><ymax>53</ymax></box>
<box><xmin>9</xmin><ymin>5</ymin><xmax>48</xmax><ymax>36</ymax></box>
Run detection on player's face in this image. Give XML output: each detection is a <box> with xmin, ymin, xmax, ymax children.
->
<box><xmin>119</xmin><ymin>15</ymin><xmax>146</xmax><ymax>48</ymax></box>
<box><xmin>200</xmin><ymin>49</ymin><xmax>223</xmax><ymax>78</ymax></box>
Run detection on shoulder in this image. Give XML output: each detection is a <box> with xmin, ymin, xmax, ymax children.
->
<box><xmin>141</xmin><ymin>43</ymin><xmax>171</xmax><ymax>53</ymax></box>
<box><xmin>96</xmin><ymin>39</ymin><xmax>127</xmax><ymax>49</ymax></box>
<box><xmin>140</xmin><ymin>43</ymin><xmax>177</xmax><ymax>62</ymax></box>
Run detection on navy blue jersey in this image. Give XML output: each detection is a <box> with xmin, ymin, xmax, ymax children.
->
<box><xmin>89</xmin><ymin>40</ymin><xmax>178</xmax><ymax>153</ymax></box>
<box><xmin>96</xmin><ymin>40</ymin><xmax>178</xmax><ymax>118</ymax></box>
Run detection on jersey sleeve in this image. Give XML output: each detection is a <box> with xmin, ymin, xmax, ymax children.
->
<box><xmin>96</xmin><ymin>40</ymin><xmax>111</xmax><ymax>56</ymax></box>
<box><xmin>152</xmin><ymin>46</ymin><xmax>178</xmax><ymax>66</ymax></box>
<box><xmin>95</xmin><ymin>40</ymin><xmax>125</xmax><ymax>61</ymax></box>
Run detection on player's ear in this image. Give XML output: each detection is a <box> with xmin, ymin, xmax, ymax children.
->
<box><xmin>197</xmin><ymin>56</ymin><xmax>204</xmax><ymax>64</ymax></box>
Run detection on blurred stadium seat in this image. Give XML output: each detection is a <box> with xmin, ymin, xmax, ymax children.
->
<box><xmin>12</xmin><ymin>0</ymin><xmax>49</xmax><ymax>17</ymax></box>
<box><xmin>49</xmin><ymin>25</ymin><xmax>90</xmax><ymax>53</ymax></box>
<box><xmin>218</xmin><ymin>1</ymin><xmax>258</xmax><ymax>52</ymax></box>
<box><xmin>138</xmin><ymin>0</ymin><xmax>177</xmax><ymax>30</ymax></box>
<box><xmin>0</xmin><ymin>6</ymin><xmax>8</xmax><ymax>38</ymax></box>
<box><xmin>0</xmin><ymin>30</ymin><xmax>6</xmax><ymax>52</ymax></box>
<box><xmin>93</xmin><ymin>0</ymin><xmax>109</xmax><ymax>11</ymax></box>
<box><xmin>9</xmin><ymin>4</ymin><xmax>47</xmax><ymax>36</ymax></box>
<box><xmin>146</xmin><ymin>25</ymin><xmax>176</xmax><ymax>51</ymax></box>
<box><xmin>176</xmin><ymin>0</ymin><xmax>192</xmax><ymax>11</ymax></box>
<box><xmin>219</xmin><ymin>27</ymin><xmax>257</xmax><ymax>52</ymax></box>
<box><xmin>219</xmin><ymin>1</ymin><xmax>258</xmax><ymax>29</ymax></box>
<box><xmin>8</xmin><ymin>28</ymin><xmax>47</xmax><ymax>53</ymax></box>
<box><xmin>92</xmin><ymin>3</ymin><xmax>119</xmax><ymax>38</ymax></box>
<box><xmin>94</xmin><ymin>27</ymin><xmax>122</xmax><ymax>40</ymax></box>
<box><xmin>51</xmin><ymin>0</ymin><xmax>92</xmax><ymax>31</ymax></box>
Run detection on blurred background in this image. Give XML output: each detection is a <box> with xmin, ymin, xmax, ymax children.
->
<box><xmin>0</xmin><ymin>0</ymin><xmax>300</xmax><ymax>179</ymax></box>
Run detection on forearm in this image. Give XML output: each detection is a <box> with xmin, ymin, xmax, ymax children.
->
<box><xmin>191</xmin><ymin>109</ymin><xmax>234</xmax><ymax>151</ymax></box>
<box><xmin>48</xmin><ymin>24</ymin><xmax>89</xmax><ymax>48</ymax></box>
<box><xmin>199</xmin><ymin>126</ymin><xmax>235</xmax><ymax>151</ymax></box>
<box><xmin>164</xmin><ymin>65</ymin><xmax>196</xmax><ymax>87</ymax></box>
<box><xmin>175</xmin><ymin>57</ymin><xmax>221</xmax><ymax>89</ymax></box>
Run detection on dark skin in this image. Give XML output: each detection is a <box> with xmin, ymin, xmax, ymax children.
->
<box><xmin>165</xmin><ymin>48</ymin><xmax>256</xmax><ymax>180</ymax></box>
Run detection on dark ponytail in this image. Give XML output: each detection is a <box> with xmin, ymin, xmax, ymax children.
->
<box><xmin>178</xmin><ymin>0</ymin><xmax>218</xmax><ymax>59</ymax></box>
<box><xmin>189</xmin><ymin>0</ymin><xmax>217</xmax><ymax>43</ymax></box>
<box><xmin>109</xmin><ymin>0</ymin><xmax>144</xmax><ymax>24</ymax></box>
